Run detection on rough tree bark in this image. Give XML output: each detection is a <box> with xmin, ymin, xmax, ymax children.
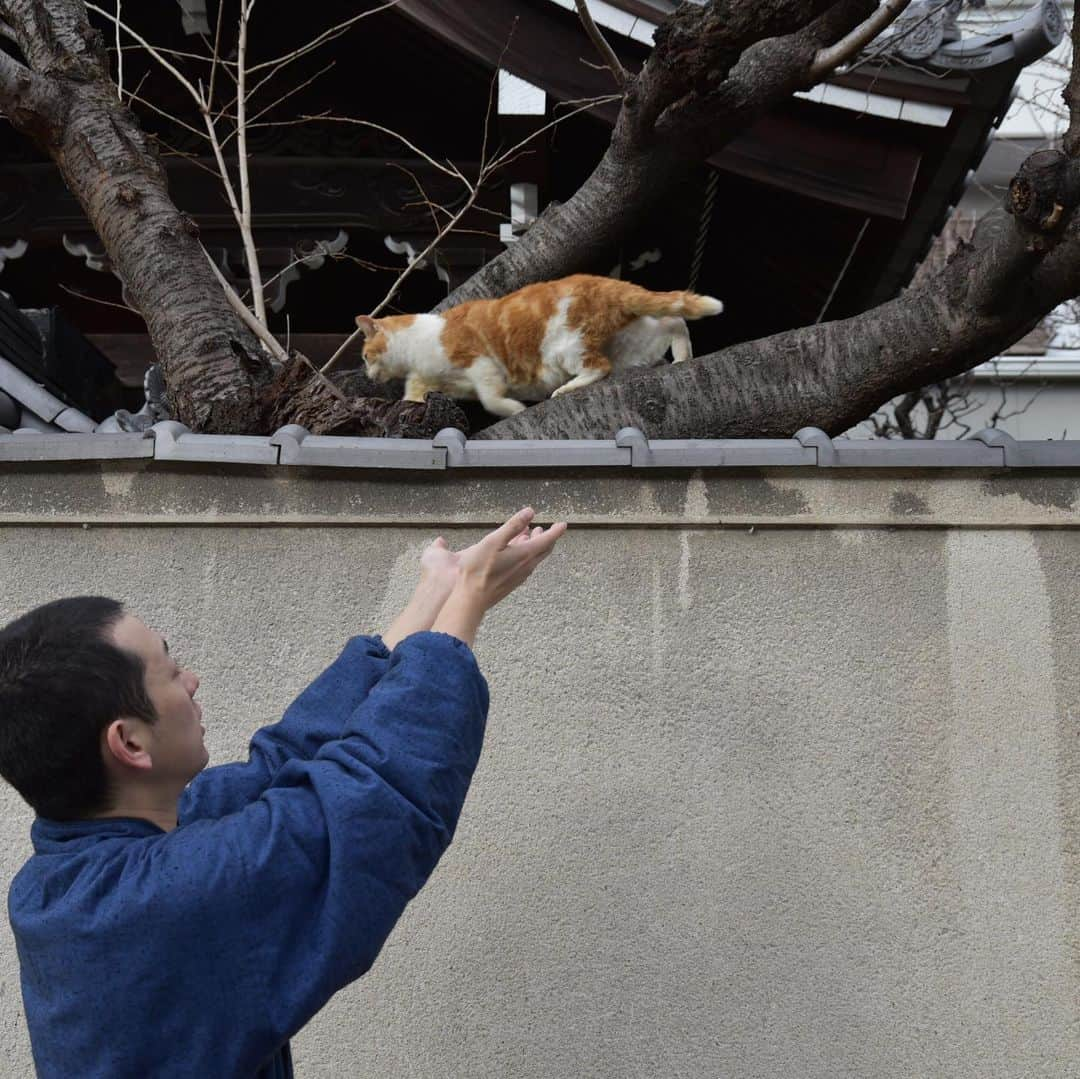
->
<box><xmin>0</xmin><ymin>1</ymin><xmax>1072</xmax><ymax>441</ymax></box>
<box><xmin>0</xmin><ymin>0</ymin><xmax>275</xmax><ymax>431</ymax></box>
<box><xmin>477</xmin><ymin>0</ymin><xmax>1080</xmax><ymax>440</ymax></box>
<box><xmin>436</xmin><ymin>0</ymin><xmax>876</xmax><ymax>311</ymax></box>
<box><xmin>0</xmin><ymin>0</ymin><xmax>460</xmax><ymax>436</ymax></box>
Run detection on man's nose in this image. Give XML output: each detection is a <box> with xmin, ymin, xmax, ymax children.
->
<box><xmin>185</xmin><ymin>669</ymin><xmax>200</xmax><ymax>694</ymax></box>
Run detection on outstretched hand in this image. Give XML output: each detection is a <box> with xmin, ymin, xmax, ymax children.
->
<box><xmin>453</xmin><ymin>508</ymin><xmax>566</xmax><ymax>607</ymax></box>
<box><xmin>382</xmin><ymin>510</ymin><xmax>567</xmax><ymax>649</ymax></box>
<box><xmin>432</xmin><ymin>508</ymin><xmax>567</xmax><ymax>646</ymax></box>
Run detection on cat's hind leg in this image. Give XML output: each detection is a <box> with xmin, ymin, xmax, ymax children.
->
<box><xmin>550</xmin><ymin>352</ymin><xmax>612</xmax><ymax>398</ymax></box>
<box><xmin>472</xmin><ymin>359</ymin><xmax>527</xmax><ymax>416</ymax></box>
<box><xmin>667</xmin><ymin>318</ymin><xmax>692</xmax><ymax>363</ymax></box>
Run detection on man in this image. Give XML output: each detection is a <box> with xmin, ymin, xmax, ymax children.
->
<box><xmin>0</xmin><ymin>507</ymin><xmax>565</xmax><ymax>1077</ymax></box>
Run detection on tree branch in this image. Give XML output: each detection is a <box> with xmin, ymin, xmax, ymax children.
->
<box><xmin>235</xmin><ymin>0</ymin><xmax>267</xmax><ymax>328</ymax></box>
<box><xmin>1063</xmin><ymin>0</ymin><xmax>1080</xmax><ymax>156</ymax></box>
<box><xmin>0</xmin><ymin>33</ymin><xmax>58</xmax><ymax>135</ymax></box>
<box><xmin>203</xmin><ymin>248</ymin><xmax>288</xmax><ymax>364</ymax></box>
<box><xmin>809</xmin><ymin>0</ymin><xmax>914</xmax><ymax>80</ymax></box>
<box><xmin>436</xmin><ymin>0</ymin><xmax>876</xmax><ymax>311</ymax></box>
<box><xmin>573</xmin><ymin>0</ymin><xmax>628</xmax><ymax>89</ymax></box>
<box><xmin>478</xmin><ymin>145</ymin><xmax>1080</xmax><ymax>440</ymax></box>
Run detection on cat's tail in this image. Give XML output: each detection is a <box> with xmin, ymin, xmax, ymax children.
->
<box><xmin>623</xmin><ymin>285</ymin><xmax>724</xmax><ymax>321</ymax></box>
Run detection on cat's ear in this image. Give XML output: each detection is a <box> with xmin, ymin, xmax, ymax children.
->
<box><xmin>355</xmin><ymin>315</ymin><xmax>378</xmax><ymax>339</ymax></box>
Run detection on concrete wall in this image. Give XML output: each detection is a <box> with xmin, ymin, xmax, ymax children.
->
<box><xmin>1</xmin><ymin>462</ymin><xmax>1078</xmax><ymax>1078</ymax></box>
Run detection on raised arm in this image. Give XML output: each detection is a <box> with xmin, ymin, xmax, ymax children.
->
<box><xmin>122</xmin><ymin>511</ymin><xmax>565</xmax><ymax>1074</ymax></box>
<box><xmin>181</xmin><ymin>537</ymin><xmax>466</xmax><ymax>822</ymax></box>
<box><xmin>179</xmin><ymin>633</ymin><xmax>391</xmax><ymax>822</ymax></box>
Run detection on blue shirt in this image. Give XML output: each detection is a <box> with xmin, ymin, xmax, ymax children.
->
<box><xmin>8</xmin><ymin>632</ymin><xmax>489</xmax><ymax>1077</ymax></box>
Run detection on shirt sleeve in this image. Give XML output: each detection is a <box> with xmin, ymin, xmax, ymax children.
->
<box><xmin>142</xmin><ymin>631</ymin><xmax>489</xmax><ymax>1069</ymax></box>
<box><xmin>178</xmin><ymin>634</ymin><xmax>392</xmax><ymax>823</ymax></box>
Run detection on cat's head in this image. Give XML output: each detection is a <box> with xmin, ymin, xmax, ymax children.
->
<box><xmin>355</xmin><ymin>315</ymin><xmax>394</xmax><ymax>381</ymax></box>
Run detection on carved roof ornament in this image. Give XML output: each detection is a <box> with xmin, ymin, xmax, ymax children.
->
<box><xmin>264</xmin><ymin>230</ymin><xmax>349</xmax><ymax>313</ymax></box>
<box><xmin>206</xmin><ymin>229</ymin><xmax>351</xmax><ymax>312</ymax></box>
<box><xmin>875</xmin><ymin>0</ymin><xmax>1064</xmax><ymax>71</ymax></box>
<box><xmin>0</xmin><ymin>238</ymin><xmax>27</xmax><ymax>274</ymax></box>
<box><xmin>63</xmin><ymin>229</ymin><xmax>350</xmax><ymax>314</ymax></box>
<box><xmin>178</xmin><ymin>0</ymin><xmax>211</xmax><ymax>36</ymax></box>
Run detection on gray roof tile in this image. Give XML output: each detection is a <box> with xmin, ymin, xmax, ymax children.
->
<box><xmin>271</xmin><ymin>425</ymin><xmax>445</xmax><ymax>469</ymax></box>
<box><xmin>151</xmin><ymin>421</ymin><xmax>278</xmax><ymax>465</ymax></box>
<box><xmin>0</xmin><ymin>430</ymin><xmax>153</xmax><ymax>461</ymax></box>
<box><xmin>434</xmin><ymin>427</ymin><xmax>630</xmax><ymax>466</ymax></box>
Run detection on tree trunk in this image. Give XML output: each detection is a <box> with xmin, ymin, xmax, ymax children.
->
<box><xmin>437</xmin><ymin>0</ymin><xmax>873</xmax><ymax>311</ymax></box>
<box><xmin>478</xmin><ymin>197</ymin><xmax>1080</xmax><ymax>440</ymax></box>
<box><xmin>435</xmin><ymin>143</ymin><xmax>692</xmax><ymax>312</ymax></box>
<box><xmin>52</xmin><ymin>79</ymin><xmax>276</xmax><ymax>431</ymax></box>
<box><xmin>0</xmin><ymin>0</ymin><xmax>275</xmax><ymax>432</ymax></box>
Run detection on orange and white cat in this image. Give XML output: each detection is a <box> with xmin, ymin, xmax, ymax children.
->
<box><xmin>355</xmin><ymin>273</ymin><xmax>723</xmax><ymax>416</ymax></box>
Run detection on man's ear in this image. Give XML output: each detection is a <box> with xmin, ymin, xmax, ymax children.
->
<box><xmin>355</xmin><ymin>315</ymin><xmax>378</xmax><ymax>339</ymax></box>
<box><xmin>103</xmin><ymin>719</ymin><xmax>153</xmax><ymax>772</ymax></box>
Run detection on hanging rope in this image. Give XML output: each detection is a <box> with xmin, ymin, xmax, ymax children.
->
<box><xmin>688</xmin><ymin>167</ymin><xmax>720</xmax><ymax>292</ymax></box>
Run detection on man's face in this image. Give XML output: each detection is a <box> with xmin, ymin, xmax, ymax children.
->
<box><xmin>109</xmin><ymin>614</ymin><xmax>209</xmax><ymax>784</ymax></box>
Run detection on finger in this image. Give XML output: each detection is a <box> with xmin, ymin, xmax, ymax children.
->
<box><xmin>486</xmin><ymin>507</ymin><xmax>535</xmax><ymax>547</ymax></box>
<box><xmin>433</xmin><ymin>536</ymin><xmax>447</xmax><ymax>548</ymax></box>
<box><xmin>521</xmin><ymin>520</ymin><xmax>567</xmax><ymax>556</ymax></box>
<box><xmin>510</xmin><ymin>525</ymin><xmax>543</xmax><ymax>548</ymax></box>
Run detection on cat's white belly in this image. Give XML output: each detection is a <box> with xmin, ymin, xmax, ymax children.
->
<box><xmin>609</xmin><ymin>316</ymin><xmax>687</xmax><ymax>370</ymax></box>
<box><xmin>508</xmin><ymin>363</ymin><xmax>567</xmax><ymax>400</ymax></box>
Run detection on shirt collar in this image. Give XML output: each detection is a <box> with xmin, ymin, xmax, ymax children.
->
<box><xmin>31</xmin><ymin>815</ymin><xmax>166</xmax><ymax>853</ymax></box>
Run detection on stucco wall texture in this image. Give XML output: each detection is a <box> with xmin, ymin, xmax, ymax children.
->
<box><xmin>0</xmin><ymin>464</ymin><xmax>1078</xmax><ymax>1078</ymax></box>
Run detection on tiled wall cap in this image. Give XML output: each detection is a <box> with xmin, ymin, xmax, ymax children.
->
<box><xmin>794</xmin><ymin>427</ymin><xmax>838</xmax><ymax>466</ymax></box>
<box><xmin>0</xmin><ymin>430</ymin><xmax>154</xmax><ymax>461</ymax></box>
<box><xmin>150</xmin><ymin>420</ymin><xmax>278</xmax><ymax>465</ymax></box>
<box><xmin>271</xmin><ymin>427</ymin><xmax>445</xmax><ymax>469</ymax></box>
<box><xmin>0</xmin><ymin>388</ymin><xmax>18</xmax><ymax>429</ymax></box>
<box><xmin>151</xmin><ymin>420</ymin><xmax>192</xmax><ymax>446</ymax></box>
<box><xmin>269</xmin><ymin>424</ymin><xmax>311</xmax><ymax>449</ymax></box>
<box><xmin>615</xmin><ymin>427</ymin><xmax>650</xmax><ymax>466</ymax></box>
<box><xmin>0</xmin><ymin>355</ymin><xmax>66</xmax><ymax>424</ymax></box>
<box><xmin>434</xmin><ymin>427</ymin><xmax>629</xmax><ymax>466</ymax></box>
<box><xmin>54</xmin><ymin>407</ymin><xmax>97</xmax><ymax>434</ymax></box>
<box><xmin>970</xmin><ymin>426</ymin><xmax>1080</xmax><ymax>467</ymax></box>
<box><xmin>433</xmin><ymin>428</ymin><xmax>467</xmax><ymax>461</ymax></box>
<box><xmin>971</xmin><ymin>428</ymin><xmax>1015</xmax><ymax>450</ymax></box>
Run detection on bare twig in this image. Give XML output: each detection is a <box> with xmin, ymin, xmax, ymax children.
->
<box><xmin>202</xmin><ymin>247</ymin><xmax>288</xmax><ymax>363</ymax></box>
<box><xmin>573</xmin><ymin>0</ymin><xmax>629</xmax><ymax>89</ymax></box>
<box><xmin>58</xmin><ymin>283</ymin><xmax>141</xmax><ymax>316</ymax></box>
<box><xmin>112</xmin><ymin>42</ymin><xmax>221</xmax><ymax>63</ymax></box>
<box><xmin>114</xmin><ymin>0</ymin><xmax>123</xmax><ymax>100</ymax></box>
<box><xmin>206</xmin><ymin>0</ymin><xmax>226</xmax><ymax>111</ymax></box>
<box><xmin>319</xmin><ymin>91</ymin><xmax>616</xmax><ymax>375</ymax></box>
<box><xmin>125</xmin><ymin>90</ymin><xmax>207</xmax><ymax>141</ymax></box>
<box><xmin>810</xmin><ymin>0</ymin><xmax>915</xmax><ymax>80</ymax></box>
<box><xmin>236</xmin><ymin>1</ymin><xmax>267</xmax><ymax>328</ymax></box>
<box><xmin>299</xmin><ymin>115</ymin><xmax>469</xmax><ymax>182</ymax></box>
<box><xmin>486</xmin><ymin>95</ymin><xmax>620</xmax><ymax>171</ymax></box>
<box><xmin>87</xmin><ymin>3</ymin><xmax>204</xmax><ymax>103</ymax></box>
<box><xmin>221</xmin><ymin>62</ymin><xmax>335</xmax><ymax>150</ymax></box>
<box><xmin>247</xmin><ymin>0</ymin><xmax>401</xmax><ymax>74</ymax></box>
<box><xmin>843</xmin><ymin>0</ymin><xmax>953</xmax><ymax>77</ymax></box>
